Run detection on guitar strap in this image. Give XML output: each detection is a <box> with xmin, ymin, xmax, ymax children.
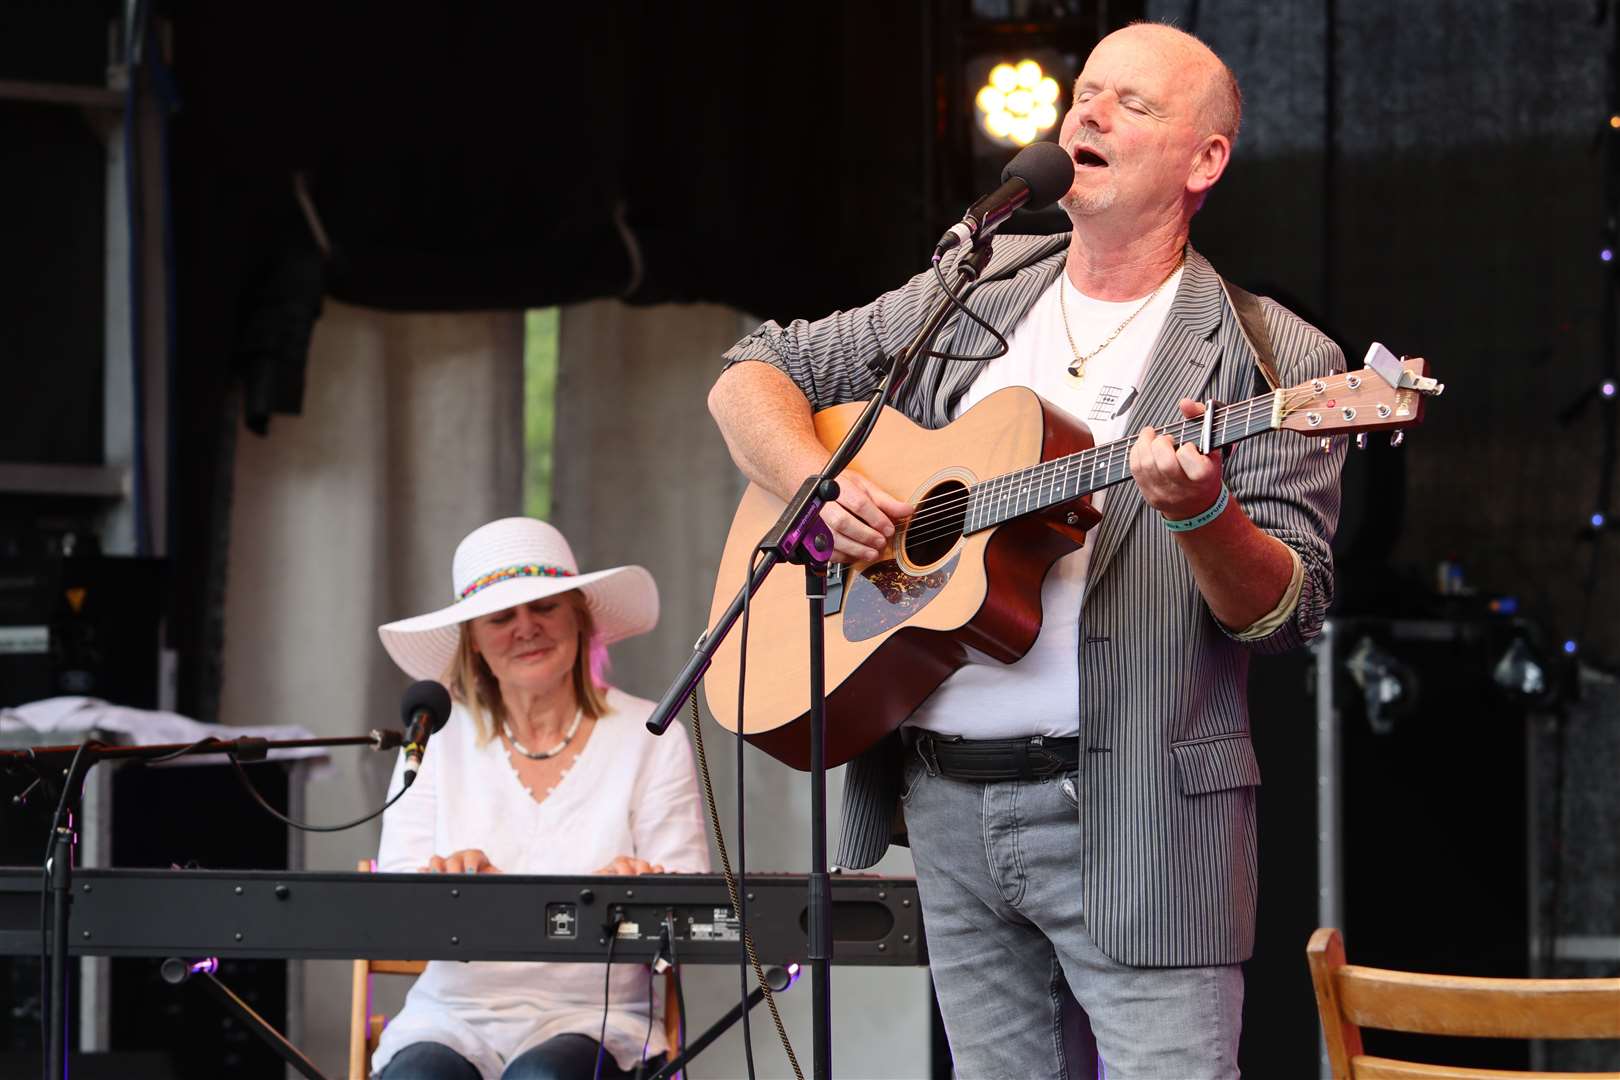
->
<box><xmin>1217</xmin><ymin>277</ymin><xmax>1282</xmax><ymax>392</ymax></box>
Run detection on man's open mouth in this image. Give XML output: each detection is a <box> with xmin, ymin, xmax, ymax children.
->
<box><xmin>1073</xmin><ymin>146</ymin><xmax>1109</xmax><ymax>168</ymax></box>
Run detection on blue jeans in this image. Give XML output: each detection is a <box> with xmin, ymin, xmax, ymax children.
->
<box><xmin>901</xmin><ymin>754</ymin><xmax>1244</xmax><ymax>1080</ymax></box>
<box><xmin>378</xmin><ymin>1035</ymin><xmax>663</xmax><ymax>1080</ymax></box>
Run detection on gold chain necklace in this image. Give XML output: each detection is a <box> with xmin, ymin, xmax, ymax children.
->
<box><xmin>1059</xmin><ymin>250</ymin><xmax>1186</xmax><ymax>381</ymax></box>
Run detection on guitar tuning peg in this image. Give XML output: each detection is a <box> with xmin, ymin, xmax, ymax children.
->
<box><xmin>1355</xmin><ymin>433</ymin><xmax>1368</xmax><ymax>450</ymax></box>
<box><xmin>1389</xmin><ymin>430</ymin><xmax>1405</xmax><ymax>448</ymax></box>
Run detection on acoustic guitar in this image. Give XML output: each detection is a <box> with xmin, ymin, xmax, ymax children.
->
<box><xmin>704</xmin><ymin>347</ymin><xmax>1443</xmax><ymax>770</ymax></box>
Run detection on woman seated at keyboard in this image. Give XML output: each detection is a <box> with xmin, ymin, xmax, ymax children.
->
<box><xmin>372</xmin><ymin>517</ymin><xmax>709</xmax><ymax>1080</ymax></box>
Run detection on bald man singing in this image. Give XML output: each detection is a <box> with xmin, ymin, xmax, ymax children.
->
<box><xmin>709</xmin><ymin>23</ymin><xmax>1342</xmax><ymax>1079</ymax></box>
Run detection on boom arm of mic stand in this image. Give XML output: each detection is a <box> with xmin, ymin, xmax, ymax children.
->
<box><xmin>644</xmin><ymin>239</ymin><xmax>996</xmax><ymax>737</ymax></box>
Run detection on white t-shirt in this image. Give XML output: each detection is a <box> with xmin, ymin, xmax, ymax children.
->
<box><xmin>906</xmin><ymin>264</ymin><xmax>1184</xmax><ymax>739</ymax></box>
<box><xmin>371</xmin><ymin>687</ymin><xmax>710</xmax><ymax>1078</ymax></box>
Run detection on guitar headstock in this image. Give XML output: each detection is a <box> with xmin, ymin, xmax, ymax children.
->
<box><xmin>1276</xmin><ymin>343</ymin><xmax>1443</xmax><ymax>437</ymax></box>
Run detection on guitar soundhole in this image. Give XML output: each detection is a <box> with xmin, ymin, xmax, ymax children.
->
<box><xmin>902</xmin><ymin>480</ymin><xmax>968</xmax><ymax>567</ymax></box>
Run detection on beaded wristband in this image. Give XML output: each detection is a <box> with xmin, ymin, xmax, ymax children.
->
<box><xmin>1163</xmin><ymin>484</ymin><xmax>1230</xmax><ymax>533</ymax></box>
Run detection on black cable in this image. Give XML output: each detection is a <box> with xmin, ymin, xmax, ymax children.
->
<box><xmin>922</xmin><ymin>256</ymin><xmax>1008</xmax><ymax>364</ymax></box>
<box><xmin>736</xmin><ymin>548</ymin><xmax>761</xmax><ymax>1080</ymax></box>
<box><xmin>592</xmin><ymin>915</ymin><xmax>623</xmax><ymax>1080</ymax></box>
<box><xmin>141</xmin><ymin>736</ymin><xmax>221</xmax><ymax>765</ymax></box>
<box><xmin>636</xmin><ymin>945</ymin><xmax>656</xmax><ymax>1080</ymax></box>
<box><xmin>226</xmin><ymin>755</ymin><xmax>411</xmax><ymax>833</ymax></box>
<box><xmin>685</xmin><ymin>697</ymin><xmax>802</xmax><ymax>1079</ymax></box>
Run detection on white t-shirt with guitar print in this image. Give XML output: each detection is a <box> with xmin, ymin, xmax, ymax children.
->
<box><xmin>907</xmin><ymin>263</ymin><xmax>1185</xmax><ymax>739</ymax></box>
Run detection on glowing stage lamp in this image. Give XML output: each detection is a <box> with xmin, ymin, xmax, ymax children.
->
<box><xmin>976</xmin><ymin>58</ymin><xmax>1063</xmax><ymax>147</ymax></box>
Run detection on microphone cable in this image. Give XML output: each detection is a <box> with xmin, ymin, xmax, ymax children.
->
<box><xmin>225</xmin><ymin>752</ymin><xmax>413</xmax><ymax>833</ymax></box>
<box><xmin>636</xmin><ymin>931</ymin><xmax>658</xmax><ymax>1079</ymax></box>
<box><xmin>686</xmin><ymin>682</ymin><xmax>803</xmax><ymax>1080</ymax></box>
<box><xmin>592</xmin><ymin>913</ymin><xmax>624</xmax><ymax>1080</ymax></box>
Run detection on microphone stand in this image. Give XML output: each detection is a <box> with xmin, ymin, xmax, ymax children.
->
<box><xmin>3</xmin><ymin>731</ymin><xmax>400</xmax><ymax>1080</ymax></box>
<box><xmin>645</xmin><ymin>238</ymin><xmax>999</xmax><ymax>1079</ymax></box>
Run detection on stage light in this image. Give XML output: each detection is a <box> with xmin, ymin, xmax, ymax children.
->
<box><xmin>1492</xmin><ymin>636</ymin><xmax>1548</xmax><ymax>697</ymax></box>
<box><xmin>1602</xmin><ymin>379</ymin><xmax>1617</xmax><ymax>397</ymax></box>
<box><xmin>1564</xmin><ymin>639</ymin><xmax>1579</xmax><ymax>655</ymax></box>
<box><xmin>976</xmin><ymin>57</ymin><xmax>1064</xmax><ymax>147</ymax></box>
<box><xmin>1602</xmin><ymin>248</ymin><xmax>1614</xmax><ymax>263</ymax></box>
<box><xmin>1593</xmin><ymin>512</ymin><xmax>1608</xmax><ymax>529</ymax></box>
<box><xmin>1610</xmin><ymin>114</ymin><xmax>1620</xmax><ymax>128</ymax></box>
<box><xmin>1345</xmin><ymin>636</ymin><xmax>1418</xmax><ymax>735</ymax></box>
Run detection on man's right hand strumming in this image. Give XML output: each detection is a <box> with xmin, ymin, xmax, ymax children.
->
<box><xmin>821</xmin><ymin>469</ymin><xmax>912</xmax><ymax>563</ymax></box>
<box><xmin>708</xmin><ymin>360</ymin><xmax>912</xmax><ymax>563</ymax></box>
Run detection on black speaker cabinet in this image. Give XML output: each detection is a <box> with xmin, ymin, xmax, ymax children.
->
<box><xmin>0</xmin><ymin>761</ymin><xmax>299</xmax><ymax>1080</ymax></box>
<box><xmin>1243</xmin><ymin>617</ymin><xmax>1532</xmax><ymax>1077</ymax></box>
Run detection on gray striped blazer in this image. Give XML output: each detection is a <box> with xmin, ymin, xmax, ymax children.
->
<box><xmin>720</xmin><ymin>235</ymin><xmax>1344</xmax><ymax>967</ymax></box>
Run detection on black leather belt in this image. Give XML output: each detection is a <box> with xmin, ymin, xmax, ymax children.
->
<box><xmin>912</xmin><ymin>732</ymin><xmax>1081</xmax><ymax>782</ymax></box>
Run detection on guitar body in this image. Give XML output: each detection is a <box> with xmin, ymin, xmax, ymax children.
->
<box><xmin>704</xmin><ymin>386</ymin><xmax>1099</xmax><ymax>771</ymax></box>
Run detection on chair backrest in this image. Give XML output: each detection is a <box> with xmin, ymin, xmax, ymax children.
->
<box><xmin>349</xmin><ymin>860</ymin><xmax>427</xmax><ymax>1080</ymax></box>
<box><xmin>1307</xmin><ymin>927</ymin><xmax>1620</xmax><ymax>1080</ymax></box>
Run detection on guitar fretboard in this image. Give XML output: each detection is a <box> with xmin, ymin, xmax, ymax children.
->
<box><xmin>962</xmin><ymin>393</ymin><xmax>1280</xmax><ymax>533</ymax></box>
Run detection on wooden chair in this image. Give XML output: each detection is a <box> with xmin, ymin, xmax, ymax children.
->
<box><xmin>348</xmin><ymin>860</ymin><xmax>684</xmax><ymax>1079</ymax></box>
<box><xmin>1307</xmin><ymin>927</ymin><xmax>1620</xmax><ymax>1080</ymax></box>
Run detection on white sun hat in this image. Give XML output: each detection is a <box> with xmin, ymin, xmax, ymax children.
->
<box><xmin>376</xmin><ymin>517</ymin><xmax>659</xmax><ymax>682</ymax></box>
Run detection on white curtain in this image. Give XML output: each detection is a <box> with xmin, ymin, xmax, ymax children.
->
<box><xmin>220</xmin><ymin>300</ymin><xmax>523</xmax><ymax>1074</ymax></box>
<box><xmin>553</xmin><ymin>299</ymin><xmax>929</xmax><ymax>1080</ymax></box>
<box><xmin>220</xmin><ymin>296</ymin><xmax>928</xmax><ymax>1077</ymax></box>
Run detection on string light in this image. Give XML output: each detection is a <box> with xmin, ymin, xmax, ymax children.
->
<box><xmin>1603</xmin><ymin>379</ymin><xmax>1617</xmax><ymax>398</ymax></box>
<box><xmin>1593</xmin><ymin>511</ymin><xmax>1609</xmax><ymax>529</ymax></box>
<box><xmin>1563</xmin><ymin>639</ymin><xmax>1579</xmax><ymax>655</ymax></box>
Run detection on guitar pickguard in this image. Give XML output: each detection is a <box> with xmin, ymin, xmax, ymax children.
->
<box><xmin>842</xmin><ymin>555</ymin><xmax>959</xmax><ymax>643</ymax></box>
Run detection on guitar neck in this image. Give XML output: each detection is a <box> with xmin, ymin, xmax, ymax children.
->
<box><xmin>963</xmin><ymin>391</ymin><xmax>1281</xmax><ymax>533</ymax></box>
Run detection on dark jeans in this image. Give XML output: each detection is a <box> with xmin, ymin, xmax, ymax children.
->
<box><xmin>378</xmin><ymin>1035</ymin><xmax>664</xmax><ymax>1080</ymax></box>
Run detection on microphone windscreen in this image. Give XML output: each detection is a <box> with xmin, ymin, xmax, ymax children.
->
<box><xmin>400</xmin><ymin>679</ymin><xmax>453</xmax><ymax>732</ymax></box>
<box><xmin>1000</xmin><ymin>141</ymin><xmax>1075</xmax><ymax>211</ymax></box>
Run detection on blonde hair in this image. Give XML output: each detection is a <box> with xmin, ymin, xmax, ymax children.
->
<box><xmin>445</xmin><ymin>590</ymin><xmax>610</xmax><ymax>744</ymax></box>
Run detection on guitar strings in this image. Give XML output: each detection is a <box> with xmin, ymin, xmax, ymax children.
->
<box><xmin>898</xmin><ymin>377</ymin><xmax>1353</xmax><ymax>535</ymax></box>
<box><xmin>896</xmin><ymin>418</ymin><xmax>1247</xmax><ymax>544</ymax></box>
<box><xmin>894</xmin><ymin>385</ymin><xmax>1344</xmax><ymax>548</ymax></box>
<box><xmin>895</xmin><ymin>397</ymin><xmax>1271</xmax><ymax>537</ymax></box>
<box><xmin>896</xmin><ymin>402</ymin><xmax>1291</xmax><ymax>549</ymax></box>
<box><xmin>885</xmin><ymin>377</ymin><xmax>1368</xmax><ymax>550</ymax></box>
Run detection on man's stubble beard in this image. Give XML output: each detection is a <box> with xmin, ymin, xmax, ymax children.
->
<box><xmin>1060</xmin><ymin>179</ymin><xmax>1117</xmax><ymax>217</ymax></box>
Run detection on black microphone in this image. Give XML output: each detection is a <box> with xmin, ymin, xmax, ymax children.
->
<box><xmin>935</xmin><ymin>141</ymin><xmax>1076</xmax><ymax>256</ymax></box>
<box><xmin>399</xmin><ymin>679</ymin><xmax>452</xmax><ymax>788</ymax></box>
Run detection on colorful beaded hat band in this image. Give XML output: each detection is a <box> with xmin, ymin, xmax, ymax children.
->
<box><xmin>378</xmin><ymin>518</ymin><xmax>659</xmax><ymax>682</ymax></box>
<box><xmin>458</xmin><ymin>563</ymin><xmax>574</xmax><ymax>601</ymax></box>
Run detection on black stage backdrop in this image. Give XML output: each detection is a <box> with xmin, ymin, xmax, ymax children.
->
<box><xmin>161</xmin><ymin>0</ymin><xmax>1614</xmax><ymax>746</ymax></box>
